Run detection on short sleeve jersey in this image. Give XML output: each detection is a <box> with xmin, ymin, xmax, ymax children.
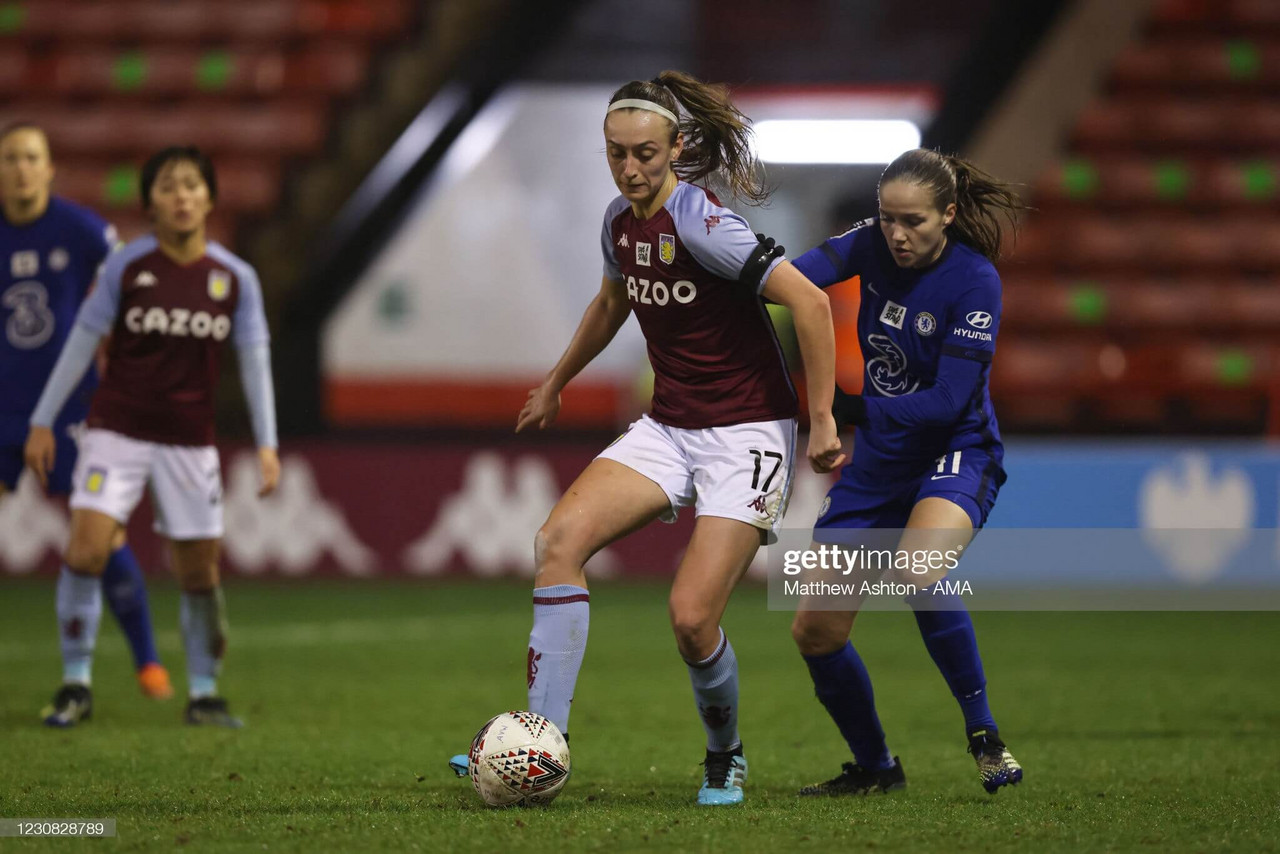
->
<box><xmin>76</xmin><ymin>235</ymin><xmax>269</xmax><ymax>446</ymax></box>
<box><xmin>0</xmin><ymin>197</ymin><xmax>114</xmax><ymax>444</ymax></box>
<box><xmin>792</xmin><ymin>219</ymin><xmax>1004</xmax><ymax>478</ymax></box>
<box><xmin>600</xmin><ymin>181</ymin><xmax>797</xmax><ymax>429</ymax></box>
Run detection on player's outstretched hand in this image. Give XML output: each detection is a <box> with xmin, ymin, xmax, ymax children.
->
<box><xmin>516</xmin><ymin>383</ymin><xmax>561</xmax><ymax>433</ymax></box>
<box><xmin>23</xmin><ymin>426</ymin><xmax>56</xmax><ymax>491</ymax></box>
<box><xmin>807</xmin><ymin>413</ymin><xmax>846</xmax><ymax>474</ymax></box>
<box><xmin>257</xmin><ymin>446</ymin><xmax>280</xmax><ymax>497</ymax></box>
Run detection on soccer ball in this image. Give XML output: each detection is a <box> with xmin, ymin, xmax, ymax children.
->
<box><xmin>468</xmin><ymin>711</ymin><xmax>571</xmax><ymax>807</ymax></box>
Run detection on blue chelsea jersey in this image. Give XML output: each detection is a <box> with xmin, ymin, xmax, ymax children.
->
<box><xmin>0</xmin><ymin>197</ymin><xmax>114</xmax><ymax>444</ymax></box>
<box><xmin>792</xmin><ymin>218</ymin><xmax>1004</xmax><ymax>479</ymax></box>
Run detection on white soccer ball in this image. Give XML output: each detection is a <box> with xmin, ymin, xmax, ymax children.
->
<box><xmin>468</xmin><ymin>711</ymin><xmax>571</xmax><ymax>807</ymax></box>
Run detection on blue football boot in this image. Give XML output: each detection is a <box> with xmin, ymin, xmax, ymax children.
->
<box><xmin>697</xmin><ymin>744</ymin><xmax>747</xmax><ymax>806</ymax></box>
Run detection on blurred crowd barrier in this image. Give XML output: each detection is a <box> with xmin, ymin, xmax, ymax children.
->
<box><xmin>1</xmin><ymin>440</ymin><xmax>1278</xmax><ymax>588</ymax></box>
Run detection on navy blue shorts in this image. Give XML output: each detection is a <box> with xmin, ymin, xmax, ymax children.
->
<box><xmin>0</xmin><ymin>429</ymin><xmax>79</xmax><ymax>495</ymax></box>
<box><xmin>815</xmin><ymin>447</ymin><xmax>1006</xmax><ymax>530</ymax></box>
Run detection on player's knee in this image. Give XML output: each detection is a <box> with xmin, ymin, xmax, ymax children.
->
<box><xmin>178</xmin><ymin>561</ymin><xmax>219</xmax><ymax>592</ymax></box>
<box><xmin>791</xmin><ymin>612</ymin><xmax>847</xmax><ymax>657</ymax></box>
<box><xmin>64</xmin><ymin>534</ymin><xmax>111</xmax><ymax>575</ymax></box>
<box><xmin>669</xmin><ymin>600</ymin><xmax>717</xmax><ymax>660</ymax></box>
<box><xmin>534</xmin><ymin>518</ymin><xmax>587</xmax><ymax>579</ymax></box>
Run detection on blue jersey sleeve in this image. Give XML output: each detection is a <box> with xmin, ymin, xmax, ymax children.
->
<box><xmin>940</xmin><ymin>268</ymin><xmax>1001</xmax><ymax>363</ymax></box>
<box><xmin>668</xmin><ymin>184</ymin><xmax>784</xmax><ymax>293</ymax></box>
<box><xmin>790</xmin><ymin>219</ymin><xmax>874</xmax><ymax>289</ymax></box>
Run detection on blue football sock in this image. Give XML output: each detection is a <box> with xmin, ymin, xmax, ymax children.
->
<box><xmin>803</xmin><ymin>641</ymin><xmax>894</xmax><ymax>770</ymax></box>
<box><xmin>101</xmin><ymin>545</ymin><xmax>160</xmax><ymax>670</ymax></box>
<box><xmin>906</xmin><ymin>587</ymin><xmax>997</xmax><ymax>733</ymax></box>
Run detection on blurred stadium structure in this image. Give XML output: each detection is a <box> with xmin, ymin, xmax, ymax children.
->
<box><xmin>2</xmin><ymin>0</ymin><xmax>1279</xmax><ymax>580</ymax></box>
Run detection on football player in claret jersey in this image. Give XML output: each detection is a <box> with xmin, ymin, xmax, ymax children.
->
<box><xmin>0</xmin><ymin>123</ymin><xmax>172</xmax><ymax>702</ymax></box>
<box><xmin>789</xmin><ymin>149</ymin><xmax>1026</xmax><ymax>795</ymax></box>
<box><xmin>25</xmin><ymin>145</ymin><xmax>279</xmax><ymax>728</ymax></box>
<box><xmin>449</xmin><ymin>71</ymin><xmax>843</xmax><ymax>805</ymax></box>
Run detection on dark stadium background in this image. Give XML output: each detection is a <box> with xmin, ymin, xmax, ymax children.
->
<box><xmin>2</xmin><ymin>2</ymin><xmax>1277</xmax><ymax>850</ymax></box>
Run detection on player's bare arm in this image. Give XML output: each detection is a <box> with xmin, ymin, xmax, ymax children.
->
<box><xmin>760</xmin><ymin>261</ymin><xmax>844</xmax><ymax>473</ymax></box>
<box><xmin>516</xmin><ymin>275</ymin><xmax>632</xmax><ymax>433</ymax></box>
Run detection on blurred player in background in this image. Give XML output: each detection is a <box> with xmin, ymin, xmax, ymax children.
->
<box><xmin>0</xmin><ymin>123</ymin><xmax>172</xmax><ymax>701</ymax></box>
<box><xmin>452</xmin><ymin>70</ymin><xmax>843</xmax><ymax>805</ymax></box>
<box><xmin>25</xmin><ymin>145</ymin><xmax>279</xmax><ymax>728</ymax></box>
<box><xmin>790</xmin><ymin>149</ymin><xmax>1025</xmax><ymax>795</ymax></box>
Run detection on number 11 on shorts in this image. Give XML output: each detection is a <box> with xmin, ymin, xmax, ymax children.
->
<box><xmin>935</xmin><ymin>451</ymin><xmax>962</xmax><ymax>476</ymax></box>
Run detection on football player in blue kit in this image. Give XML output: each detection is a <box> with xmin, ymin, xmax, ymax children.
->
<box><xmin>788</xmin><ymin>149</ymin><xmax>1026</xmax><ymax>795</ymax></box>
<box><xmin>0</xmin><ymin>123</ymin><xmax>172</xmax><ymax>707</ymax></box>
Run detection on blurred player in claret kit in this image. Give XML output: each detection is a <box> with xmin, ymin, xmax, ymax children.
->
<box><xmin>0</xmin><ymin>123</ymin><xmax>172</xmax><ymax>702</ymax></box>
<box><xmin>24</xmin><ymin>145</ymin><xmax>280</xmax><ymax>728</ymax></box>
<box><xmin>450</xmin><ymin>70</ymin><xmax>843</xmax><ymax>805</ymax></box>
<box><xmin>790</xmin><ymin>149</ymin><xmax>1026</xmax><ymax>795</ymax></box>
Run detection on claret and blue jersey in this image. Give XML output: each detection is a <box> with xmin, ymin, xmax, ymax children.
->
<box><xmin>792</xmin><ymin>219</ymin><xmax>1006</xmax><ymax>527</ymax></box>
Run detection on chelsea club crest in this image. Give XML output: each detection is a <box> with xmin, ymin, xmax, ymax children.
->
<box><xmin>914</xmin><ymin>311</ymin><xmax>936</xmax><ymax>336</ymax></box>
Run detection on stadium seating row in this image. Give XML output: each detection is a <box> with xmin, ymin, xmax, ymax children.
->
<box><xmin>50</xmin><ymin>160</ymin><xmax>281</xmax><ymax>214</ymax></box>
<box><xmin>1113</xmin><ymin>38</ymin><xmax>1280</xmax><ymax>91</ymax></box>
<box><xmin>0</xmin><ymin>0</ymin><xmax>411</xmax><ymax>41</ymax></box>
<box><xmin>1073</xmin><ymin>99</ymin><xmax>1280</xmax><ymax>151</ymax></box>
<box><xmin>0</xmin><ymin>45</ymin><xmax>370</xmax><ymax>97</ymax></box>
<box><xmin>1001</xmin><ymin>279</ymin><xmax>1280</xmax><ymax>330</ymax></box>
<box><xmin>992</xmin><ymin>339</ymin><xmax>1275</xmax><ymax>393</ymax></box>
<box><xmin>0</xmin><ymin>103</ymin><xmax>328</xmax><ymax>155</ymax></box>
<box><xmin>1150</xmin><ymin>0</ymin><xmax>1280</xmax><ymax>31</ymax></box>
<box><xmin>1034</xmin><ymin>156</ymin><xmax>1278</xmax><ymax>206</ymax></box>
<box><xmin>1008</xmin><ymin>215</ymin><xmax>1280</xmax><ymax>271</ymax></box>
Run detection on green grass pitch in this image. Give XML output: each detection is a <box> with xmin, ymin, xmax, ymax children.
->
<box><xmin>1</xmin><ymin>579</ymin><xmax>1277</xmax><ymax>852</ymax></box>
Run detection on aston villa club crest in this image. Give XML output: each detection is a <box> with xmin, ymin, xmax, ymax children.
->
<box><xmin>658</xmin><ymin>233</ymin><xmax>676</xmax><ymax>264</ymax></box>
<box><xmin>208</xmin><ymin>270</ymin><xmax>231</xmax><ymax>301</ymax></box>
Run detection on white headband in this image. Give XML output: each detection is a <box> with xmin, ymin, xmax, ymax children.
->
<box><xmin>607</xmin><ymin>98</ymin><xmax>679</xmax><ymax>126</ymax></box>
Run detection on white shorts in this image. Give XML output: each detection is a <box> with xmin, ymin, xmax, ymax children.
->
<box><xmin>597</xmin><ymin>414</ymin><xmax>798</xmax><ymax>542</ymax></box>
<box><xmin>69</xmin><ymin>428</ymin><xmax>224</xmax><ymax>540</ymax></box>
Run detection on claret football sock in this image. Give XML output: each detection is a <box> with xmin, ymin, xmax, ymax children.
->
<box><xmin>906</xmin><ymin>588</ymin><xmax>997</xmax><ymax>733</ymax></box>
<box><xmin>803</xmin><ymin>641</ymin><xmax>894</xmax><ymax>771</ymax></box>
<box><xmin>101</xmin><ymin>544</ymin><xmax>161</xmax><ymax>670</ymax></box>
<box><xmin>685</xmin><ymin>628</ymin><xmax>740</xmax><ymax>752</ymax></box>
<box><xmin>527</xmin><ymin>584</ymin><xmax>590</xmax><ymax>735</ymax></box>
<box><xmin>57</xmin><ymin>566</ymin><xmax>102</xmax><ymax>686</ymax></box>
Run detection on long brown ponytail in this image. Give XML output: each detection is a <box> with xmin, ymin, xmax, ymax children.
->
<box><xmin>607</xmin><ymin>70</ymin><xmax>769</xmax><ymax>205</ymax></box>
<box><xmin>879</xmin><ymin>149</ymin><xmax>1026</xmax><ymax>261</ymax></box>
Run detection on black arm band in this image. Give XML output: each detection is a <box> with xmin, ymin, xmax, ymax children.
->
<box><xmin>941</xmin><ymin>343</ymin><xmax>993</xmax><ymax>363</ymax></box>
<box><xmin>740</xmin><ymin>233</ymin><xmax>785</xmax><ymax>291</ymax></box>
<box><xmin>832</xmin><ymin>385</ymin><xmax>869</xmax><ymax>427</ymax></box>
